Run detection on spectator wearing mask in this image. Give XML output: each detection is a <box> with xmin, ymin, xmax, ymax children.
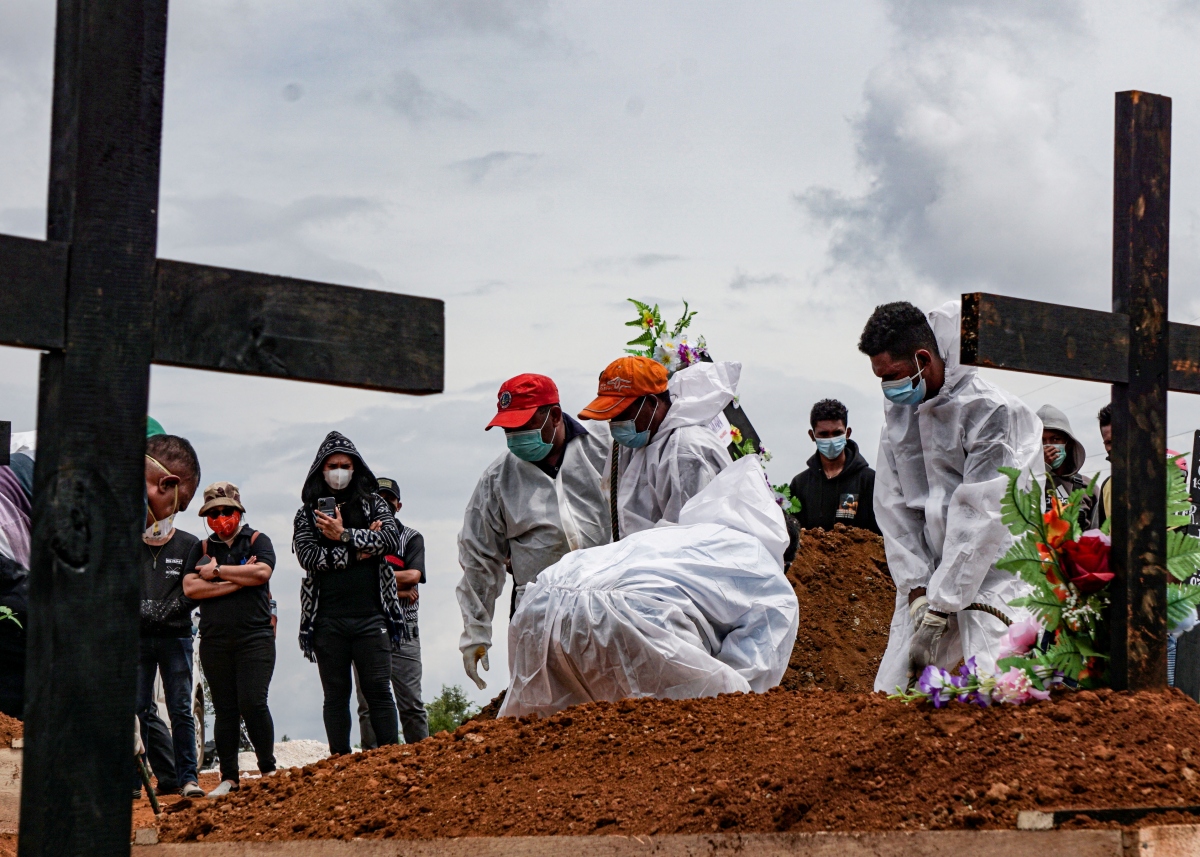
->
<box><xmin>1036</xmin><ymin>404</ymin><xmax>1096</xmax><ymax>523</ymax></box>
<box><xmin>1092</xmin><ymin>404</ymin><xmax>1113</xmax><ymax>530</ymax></box>
<box><xmin>183</xmin><ymin>482</ymin><xmax>277</xmax><ymax>797</ymax></box>
<box><xmin>787</xmin><ymin>399</ymin><xmax>879</xmax><ymax>535</ymax></box>
<box><xmin>137</xmin><ymin>434</ymin><xmax>204</xmax><ymax>799</ymax></box>
<box><xmin>355</xmin><ymin>477</ymin><xmax>428</xmax><ymax>745</ymax></box>
<box><xmin>293</xmin><ymin>432</ymin><xmax>404</xmax><ymax>755</ymax></box>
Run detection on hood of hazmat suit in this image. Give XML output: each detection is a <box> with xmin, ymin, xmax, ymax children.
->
<box><xmin>873</xmin><ymin>300</ymin><xmax>1043</xmax><ymax>693</ymax></box>
<box><xmin>614</xmin><ymin>361</ymin><xmax>738</xmax><ymax>537</ymax></box>
<box><xmin>456</xmin><ymin>417</ymin><xmax>613</xmax><ymax>657</ymax></box>
<box><xmin>498</xmin><ymin>455</ymin><xmax>798</xmax><ymax>719</ymax></box>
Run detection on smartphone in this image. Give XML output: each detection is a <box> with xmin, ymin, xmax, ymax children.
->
<box><xmin>317</xmin><ymin>497</ymin><xmax>337</xmax><ymax>518</ymax></box>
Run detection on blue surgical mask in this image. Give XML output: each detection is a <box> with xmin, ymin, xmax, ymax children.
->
<box><xmin>815</xmin><ymin>435</ymin><xmax>847</xmax><ymax>460</ymax></box>
<box><xmin>881</xmin><ymin>360</ymin><xmax>927</xmax><ymax>407</ymax></box>
<box><xmin>1047</xmin><ymin>443</ymin><xmax>1067</xmax><ymax>469</ymax></box>
<box><xmin>611</xmin><ymin>397</ymin><xmax>656</xmax><ymax>449</ymax></box>
<box><xmin>612</xmin><ymin>420</ymin><xmax>651</xmax><ymax>449</ymax></box>
<box><xmin>506</xmin><ymin>412</ymin><xmax>554</xmax><ymax>462</ymax></box>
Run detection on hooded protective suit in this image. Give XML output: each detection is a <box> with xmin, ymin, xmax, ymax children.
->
<box><xmin>613</xmin><ymin>361</ymin><xmax>738</xmax><ymax>536</ymax></box>
<box><xmin>873</xmin><ymin>301</ymin><xmax>1044</xmax><ymax>693</ymax></box>
<box><xmin>499</xmin><ymin>456</ymin><xmax>797</xmax><ymax>719</ymax></box>
<box><xmin>456</xmin><ymin>418</ymin><xmax>612</xmax><ymax>658</ymax></box>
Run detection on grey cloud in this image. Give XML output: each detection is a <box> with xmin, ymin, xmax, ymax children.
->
<box><xmin>159</xmin><ymin>194</ymin><xmax>386</xmax><ymax>286</ymax></box>
<box><xmin>729</xmin><ymin>269</ymin><xmax>790</xmax><ymax>291</ymax></box>
<box><xmin>384</xmin><ymin>70</ymin><xmax>475</xmax><ymax>123</ymax></box>
<box><xmin>386</xmin><ymin>0</ymin><xmax>550</xmax><ymax>45</ymax></box>
<box><xmin>796</xmin><ymin>0</ymin><xmax>1102</xmax><ymax>304</ymax></box>
<box><xmin>448</xmin><ymin>151</ymin><xmax>541</xmax><ymax>184</ymax></box>
<box><xmin>583</xmin><ymin>253</ymin><xmax>683</xmax><ymax>274</ymax></box>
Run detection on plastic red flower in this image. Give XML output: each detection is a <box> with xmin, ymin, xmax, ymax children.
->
<box><xmin>1043</xmin><ymin>499</ymin><xmax>1070</xmax><ymax>549</ymax></box>
<box><xmin>1059</xmin><ymin>531</ymin><xmax>1114</xmax><ymax>594</ymax></box>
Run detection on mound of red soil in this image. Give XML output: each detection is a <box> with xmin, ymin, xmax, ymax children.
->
<box><xmin>160</xmin><ymin>687</ymin><xmax>1200</xmax><ymax>841</ymax></box>
<box><xmin>0</xmin><ymin>714</ymin><xmax>22</xmax><ymax>749</ymax></box>
<box><xmin>781</xmin><ymin>525</ymin><xmax>894</xmax><ymax>692</ymax></box>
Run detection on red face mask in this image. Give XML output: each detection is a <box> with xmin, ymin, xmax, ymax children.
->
<box><xmin>209</xmin><ymin>510</ymin><xmax>242</xmax><ymax>540</ymax></box>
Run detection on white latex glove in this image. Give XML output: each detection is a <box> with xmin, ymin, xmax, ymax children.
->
<box><xmin>908</xmin><ymin>595</ymin><xmax>929</xmax><ymax>627</ymax></box>
<box><xmin>907</xmin><ymin>610</ymin><xmax>949</xmax><ymax>685</ymax></box>
<box><xmin>463</xmin><ymin>644</ymin><xmax>490</xmax><ymax>691</ymax></box>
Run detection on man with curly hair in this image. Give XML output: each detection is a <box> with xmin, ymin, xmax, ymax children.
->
<box><xmin>859</xmin><ymin>300</ymin><xmax>1042</xmax><ymax>692</ymax></box>
<box><xmin>788</xmin><ymin>398</ymin><xmax>879</xmax><ymax>534</ymax></box>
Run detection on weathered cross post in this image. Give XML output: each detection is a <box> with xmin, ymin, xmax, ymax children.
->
<box><xmin>0</xmin><ymin>2</ymin><xmax>443</xmax><ymax>855</ymax></box>
<box><xmin>960</xmin><ymin>90</ymin><xmax>1200</xmax><ymax>690</ymax></box>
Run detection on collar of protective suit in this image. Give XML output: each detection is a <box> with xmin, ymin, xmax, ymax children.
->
<box><xmin>655</xmin><ymin>361</ymin><xmax>740</xmax><ymax>440</ymax></box>
<box><xmin>921</xmin><ymin>300</ymin><xmax>973</xmax><ymax>406</ymax></box>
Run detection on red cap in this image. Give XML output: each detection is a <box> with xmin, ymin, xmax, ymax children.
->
<box><xmin>485</xmin><ymin>374</ymin><xmax>560</xmax><ymax>430</ymax></box>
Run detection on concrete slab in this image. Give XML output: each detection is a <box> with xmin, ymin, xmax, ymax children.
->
<box><xmin>134</xmin><ymin>829</ymin><xmax>1128</xmax><ymax>856</ymax></box>
<box><xmin>1135</xmin><ymin>823</ymin><xmax>1200</xmax><ymax>857</ymax></box>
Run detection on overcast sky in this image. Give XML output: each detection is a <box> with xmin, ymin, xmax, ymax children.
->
<box><xmin>4</xmin><ymin>0</ymin><xmax>1200</xmax><ymax>743</ymax></box>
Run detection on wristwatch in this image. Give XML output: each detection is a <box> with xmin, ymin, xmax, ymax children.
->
<box><xmin>339</xmin><ymin>529</ymin><xmax>351</xmax><ymax>544</ymax></box>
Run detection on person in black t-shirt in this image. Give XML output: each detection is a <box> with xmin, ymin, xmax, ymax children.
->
<box><xmin>183</xmin><ymin>481</ymin><xmax>276</xmax><ymax>798</ymax></box>
<box><xmin>138</xmin><ymin>434</ymin><xmax>205</xmax><ymax>799</ymax></box>
<box><xmin>292</xmin><ymin>432</ymin><xmax>403</xmax><ymax>755</ymax></box>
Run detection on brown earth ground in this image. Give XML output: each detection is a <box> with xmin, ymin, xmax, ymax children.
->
<box><xmin>159</xmin><ymin>686</ymin><xmax>1200</xmax><ymax>841</ymax></box>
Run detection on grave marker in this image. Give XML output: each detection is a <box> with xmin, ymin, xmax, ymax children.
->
<box><xmin>961</xmin><ymin>90</ymin><xmax>1193</xmax><ymax>691</ymax></box>
<box><xmin>0</xmin><ymin>2</ymin><xmax>443</xmax><ymax>855</ymax></box>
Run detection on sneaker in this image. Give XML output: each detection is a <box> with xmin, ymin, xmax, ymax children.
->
<box><xmin>132</xmin><ymin>788</ymin><xmax>142</xmax><ymax>801</ymax></box>
<box><xmin>206</xmin><ymin>780</ymin><xmax>238</xmax><ymax>798</ymax></box>
<box><xmin>181</xmin><ymin>782</ymin><xmax>204</xmax><ymax>798</ymax></box>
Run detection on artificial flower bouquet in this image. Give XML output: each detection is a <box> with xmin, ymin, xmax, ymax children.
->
<box><xmin>894</xmin><ymin>456</ymin><xmax>1200</xmax><ymax>708</ymax></box>
<box><xmin>622</xmin><ymin>298</ymin><xmax>798</xmax><ymax>516</ymax></box>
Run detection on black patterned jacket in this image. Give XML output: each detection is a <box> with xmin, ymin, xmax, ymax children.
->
<box><xmin>293</xmin><ymin>494</ymin><xmax>403</xmax><ymax>661</ymax></box>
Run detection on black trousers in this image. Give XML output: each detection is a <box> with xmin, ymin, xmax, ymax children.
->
<box><xmin>199</xmin><ymin>634</ymin><xmax>276</xmax><ymax>783</ymax></box>
<box><xmin>313</xmin><ymin>614</ymin><xmax>398</xmax><ymax>754</ymax></box>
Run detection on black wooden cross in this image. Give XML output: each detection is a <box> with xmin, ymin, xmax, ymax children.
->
<box><xmin>960</xmin><ymin>90</ymin><xmax>1197</xmax><ymax>692</ymax></box>
<box><xmin>0</xmin><ymin>3</ymin><xmax>443</xmax><ymax>855</ymax></box>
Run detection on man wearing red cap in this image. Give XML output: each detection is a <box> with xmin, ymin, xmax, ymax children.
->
<box><xmin>456</xmin><ymin>374</ymin><xmax>612</xmax><ymax>690</ymax></box>
<box><xmin>580</xmin><ymin>356</ymin><xmax>739</xmax><ymax>536</ymax></box>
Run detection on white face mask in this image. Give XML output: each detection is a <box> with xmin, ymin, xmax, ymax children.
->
<box><xmin>144</xmin><ymin>513</ymin><xmax>176</xmax><ymax>543</ymax></box>
<box><xmin>324</xmin><ymin>468</ymin><xmax>353</xmax><ymax>491</ymax></box>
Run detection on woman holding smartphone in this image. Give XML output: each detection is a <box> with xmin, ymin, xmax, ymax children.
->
<box><xmin>183</xmin><ymin>481</ymin><xmax>277</xmax><ymax>797</ymax></box>
<box><xmin>292</xmin><ymin>431</ymin><xmax>404</xmax><ymax>754</ymax></box>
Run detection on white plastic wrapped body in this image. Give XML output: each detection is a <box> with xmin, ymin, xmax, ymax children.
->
<box><xmin>498</xmin><ymin>456</ymin><xmax>797</xmax><ymax>719</ymax></box>
<box><xmin>873</xmin><ymin>300</ymin><xmax>1044</xmax><ymax>692</ymax></box>
<box><xmin>456</xmin><ymin>419</ymin><xmax>612</xmax><ymax>656</ymax></box>
<box><xmin>612</xmin><ymin>361</ymin><xmax>738</xmax><ymax>537</ymax></box>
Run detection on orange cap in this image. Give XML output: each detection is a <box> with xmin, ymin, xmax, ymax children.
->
<box><xmin>578</xmin><ymin>356</ymin><xmax>668</xmax><ymax>420</ymax></box>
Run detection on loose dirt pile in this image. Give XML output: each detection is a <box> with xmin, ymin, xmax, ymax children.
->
<box><xmin>0</xmin><ymin>714</ymin><xmax>22</xmax><ymax>749</ymax></box>
<box><xmin>781</xmin><ymin>525</ymin><xmax>894</xmax><ymax>692</ymax></box>
<box><xmin>160</xmin><ymin>687</ymin><xmax>1200</xmax><ymax>841</ymax></box>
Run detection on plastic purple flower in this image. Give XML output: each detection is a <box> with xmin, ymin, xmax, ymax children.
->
<box><xmin>917</xmin><ymin>665</ymin><xmax>954</xmax><ymax>708</ymax></box>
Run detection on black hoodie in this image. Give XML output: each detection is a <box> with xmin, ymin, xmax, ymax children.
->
<box><xmin>293</xmin><ymin>431</ymin><xmax>404</xmax><ymax>661</ymax></box>
<box><xmin>788</xmin><ymin>438</ymin><xmax>879</xmax><ymax>535</ymax></box>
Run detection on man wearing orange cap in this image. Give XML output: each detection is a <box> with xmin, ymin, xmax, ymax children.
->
<box><xmin>456</xmin><ymin>374</ymin><xmax>612</xmax><ymax>690</ymax></box>
<box><xmin>580</xmin><ymin>356</ymin><xmax>739</xmax><ymax>536</ymax></box>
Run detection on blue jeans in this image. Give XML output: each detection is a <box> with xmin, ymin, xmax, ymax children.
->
<box><xmin>135</xmin><ymin>636</ymin><xmax>197</xmax><ymax>789</ymax></box>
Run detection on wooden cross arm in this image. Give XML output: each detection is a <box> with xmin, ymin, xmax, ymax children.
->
<box><xmin>961</xmin><ymin>292</ymin><xmax>1200</xmax><ymax>394</ymax></box>
<box><xmin>0</xmin><ymin>233</ymin><xmax>444</xmax><ymax>394</ymax></box>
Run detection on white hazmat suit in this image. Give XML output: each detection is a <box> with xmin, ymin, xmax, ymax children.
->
<box><xmin>499</xmin><ymin>456</ymin><xmax>798</xmax><ymax>718</ymax></box>
<box><xmin>873</xmin><ymin>301</ymin><xmax>1043</xmax><ymax>693</ymax></box>
<box><xmin>456</xmin><ymin>419</ymin><xmax>613</xmax><ymax>665</ymax></box>
<box><xmin>612</xmin><ymin>361</ymin><xmax>738</xmax><ymax>536</ymax></box>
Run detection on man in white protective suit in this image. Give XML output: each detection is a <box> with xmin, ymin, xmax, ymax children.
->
<box><xmin>499</xmin><ymin>455</ymin><xmax>799</xmax><ymax>718</ymax></box>
<box><xmin>456</xmin><ymin>373</ymin><xmax>612</xmax><ymax>690</ymax></box>
<box><xmin>859</xmin><ymin>300</ymin><xmax>1043</xmax><ymax>693</ymax></box>
<box><xmin>578</xmin><ymin>355</ymin><xmax>736</xmax><ymax>537</ymax></box>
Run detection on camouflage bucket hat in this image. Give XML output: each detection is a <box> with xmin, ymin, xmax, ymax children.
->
<box><xmin>197</xmin><ymin>481</ymin><xmax>246</xmax><ymax>515</ymax></box>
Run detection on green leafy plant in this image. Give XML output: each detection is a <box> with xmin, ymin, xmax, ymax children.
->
<box><xmin>425</xmin><ymin>684</ymin><xmax>480</xmax><ymax>736</ymax></box>
<box><xmin>624</xmin><ymin>299</ymin><xmax>707</xmax><ymax>373</ymax></box>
